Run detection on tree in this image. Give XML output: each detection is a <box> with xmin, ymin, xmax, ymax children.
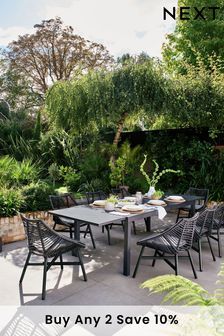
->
<box><xmin>162</xmin><ymin>0</ymin><xmax>224</xmax><ymax>74</ymax></box>
<box><xmin>46</xmin><ymin>59</ymin><xmax>167</xmax><ymax>162</ymax></box>
<box><xmin>3</xmin><ymin>17</ymin><xmax>113</xmax><ymax>97</ymax></box>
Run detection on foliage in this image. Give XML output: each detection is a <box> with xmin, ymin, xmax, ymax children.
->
<box><xmin>140</xmin><ymin>154</ymin><xmax>181</xmax><ymax>188</ymax></box>
<box><xmin>0</xmin><ymin>156</ymin><xmax>41</xmax><ymax>187</ymax></box>
<box><xmin>3</xmin><ymin>17</ymin><xmax>113</xmax><ymax>96</ymax></box>
<box><xmin>39</xmin><ymin>130</ymin><xmax>81</xmax><ymax>167</ymax></box>
<box><xmin>109</xmin><ymin>142</ymin><xmax>143</xmax><ymax>191</ymax></box>
<box><xmin>144</xmin><ymin>132</ymin><xmax>224</xmax><ymax>200</ymax></box>
<box><xmin>21</xmin><ymin>181</ymin><xmax>55</xmax><ymax>211</ymax></box>
<box><xmin>109</xmin><ymin>156</ymin><xmax>126</xmax><ymax>187</ymax></box>
<box><xmin>162</xmin><ymin>0</ymin><xmax>224</xmax><ymax>74</ymax></box>
<box><xmin>59</xmin><ymin>166</ymin><xmax>81</xmax><ymax>192</ymax></box>
<box><xmin>46</xmin><ymin>59</ymin><xmax>167</xmax><ymax>144</ymax></box>
<box><xmin>78</xmin><ymin>178</ymin><xmax>107</xmax><ymax>193</ymax></box>
<box><xmin>106</xmin><ymin>195</ymin><xmax>118</xmax><ymax>204</ymax></box>
<box><xmin>141</xmin><ymin>260</ymin><xmax>224</xmax><ymax>306</ymax></box>
<box><xmin>0</xmin><ymin>187</ymin><xmax>24</xmax><ymax>217</ymax></box>
<box><xmin>152</xmin><ymin>189</ymin><xmax>164</xmax><ymax>199</ymax></box>
<box><xmin>48</xmin><ymin>163</ymin><xmax>60</xmax><ymax>187</ymax></box>
<box><xmin>166</xmin><ymin>63</ymin><xmax>224</xmax><ymax>129</ymax></box>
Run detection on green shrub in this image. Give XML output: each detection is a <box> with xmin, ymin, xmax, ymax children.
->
<box><xmin>12</xmin><ymin>159</ymin><xmax>41</xmax><ymax>185</ymax></box>
<box><xmin>22</xmin><ymin>181</ymin><xmax>55</xmax><ymax>211</ymax></box>
<box><xmin>0</xmin><ymin>187</ymin><xmax>24</xmax><ymax>217</ymax></box>
<box><xmin>0</xmin><ymin>156</ymin><xmax>41</xmax><ymax>187</ymax></box>
<box><xmin>59</xmin><ymin>166</ymin><xmax>81</xmax><ymax>191</ymax></box>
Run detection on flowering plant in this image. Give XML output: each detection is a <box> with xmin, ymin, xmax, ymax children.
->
<box><xmin>140</xmin><ymin>155</ymin><xmax>181</xmax><ymax>188</ymax></box>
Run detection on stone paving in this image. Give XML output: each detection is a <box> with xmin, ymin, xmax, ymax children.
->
<box><xmin>0</xmin><ymin>211</ymin><xmax>222</xmax><ymax>305</ymax></box>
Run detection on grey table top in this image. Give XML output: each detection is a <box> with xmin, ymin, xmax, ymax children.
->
<box><xmin>48</xmin><ymin>205</ymin><xmax>158</xmax><ymax>226</ymax></box>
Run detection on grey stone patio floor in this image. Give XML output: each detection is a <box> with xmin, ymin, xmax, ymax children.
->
<box><xmin>0</xmin><ymin>211</ymin><xmax>222</xmax><ymax>305</ymax></box>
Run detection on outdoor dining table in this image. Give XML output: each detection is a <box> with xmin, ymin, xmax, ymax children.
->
<box><xmin>49</xmin><ymin>205</ymin><xmax>158</xmax><ymax>276</ymax></box>
<box><xmin>48</xmin><ymin>194</ymin><xmax>203</xmax><ymax>276</ymax></box>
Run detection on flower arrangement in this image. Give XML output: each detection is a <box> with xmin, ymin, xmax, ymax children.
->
<box><xmin>106</xmin><ymin>195</ymin><xmax>118</xmax><ymax>204</ymax></box>
<box><xmin>105</xmin><ymin>195</ymin><xmax>118</xmax><ymax>211</ymax></box>
<box><xmin>140</xmin><ymin>155</ymin><xmax>181</xmax><ymax>196</ymax></box>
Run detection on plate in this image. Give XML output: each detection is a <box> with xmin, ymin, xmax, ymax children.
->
<box><xmin>123</xmin><ymin>197</ymin><xmax>136</xmax><ymax>202</ymax></box>
<box><xmin>147</xmin><ymin>200</ymin><xmax>166</xmax><ymax>206</ymax></box>
<box><xmin>164</xmin><ymin>196</ymin><xmax>185</xmax><ymax>202</ymax></box>
<box><xmin>92</xmin><ymin>200</ymin><xmax>106</xmax><ymax>206</ymax></box>
<box><xmin>117</xmin><ymin>201</ymin><xmax>136</xmax><ymax>207</ymax></box>
<box><xmin>122</xmin><ymin>205</ymin><xmax>143</xmax><ymax>213</ymax></box>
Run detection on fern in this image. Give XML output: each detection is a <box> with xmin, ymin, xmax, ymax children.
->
<box><xmin>141</xmin><ymin>275</ymin><xmax>218</xmax><ymax>306</ymax></box>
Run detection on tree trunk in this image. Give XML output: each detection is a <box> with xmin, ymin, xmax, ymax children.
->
<box><xmin>110</xmin><ymin>112</ymin><xmax>128</xmax><ymax>166</ymax></box>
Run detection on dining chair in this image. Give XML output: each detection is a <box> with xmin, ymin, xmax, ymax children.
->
<box><xmin>192</xmin><ymin>207</ymin><xmax>216</xmax><ymax>271</ymax></box>
<box><xmin>49</xmin><ymin>193</ymin><xmax>96</xmax><ymax>249</ymax></box>
<box><xmin>176</xmin><ymin>187</ymin><xmax>209</xmax><ymax>222</ymax></box>
<box><xmin>133</xmin><ymin>213</ymin><xmax>199</xmax><ymax>279</ymax></box>
<box><xmin>209</xmin><ymin>203</ymin><xmax>224</xmax><ymax>257</ymax></box>
<box><xmin>19</xmin><ymin>214</ymin><xmax>87</xmax><ymax>300</ymax></box>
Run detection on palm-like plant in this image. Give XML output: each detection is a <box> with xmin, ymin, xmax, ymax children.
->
<box><xmin>141</xmin><ymin>263</ymin><xmax>224</xmax><ymax>306</ymax></box>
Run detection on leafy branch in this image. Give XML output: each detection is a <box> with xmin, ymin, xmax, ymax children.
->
<box><xmin>140</xmin><ymin>154</ymin><xmax>181</xmax><ymax>188</ymax></box>
<box><xmin>141</xmin><ymin>275</ymin><xmax>218</xmax><ymax>306</ymax></box>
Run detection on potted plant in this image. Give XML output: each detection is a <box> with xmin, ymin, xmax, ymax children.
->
<box><xmin>105</xmin><ymin>195</ymin><xmax>118</xmax><ymax>211</ymax></box>
<box><xmin>140</xmin><ymin>155</ymin><xmax>181</xmax><ymax>198</ymax></box>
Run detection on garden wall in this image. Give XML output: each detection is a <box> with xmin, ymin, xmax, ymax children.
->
<box><xmin>0</xmin><ymin>211</ymin><xmax>54</xmax><ymax>244</ymax></box>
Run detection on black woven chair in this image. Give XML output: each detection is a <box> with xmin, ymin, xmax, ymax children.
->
<box><xmin>111</xmin><ymin>186</ymin><xmax>131</xmax><ymax>199</ymax></box>
<box><xmin>176</xmin><ymin>187</ymin><xmax>209</xmax><ymax>222</ymax></box>
<box><xmin>19</xmin><ymin>214</ymin><xmax>87</xmax><ymax>300</ymax></box>
<box><xmin>133</xmin><ymin>214</ymin><xmax>199</xmax><ymax>279</ymax></box>
<box><xmin>49</xmin><ymin>194</ymin><xmax>96</xmax><ymax>249</ymax></box>
<box><xmin>209</xmin><ymin>203</ymin><xmax>224</xmax><ymax>257</ymax></box>
<box><xmin>192</xmin><ymin>208</ymin><xmax>216</xmax><ymax>271</ymax></box>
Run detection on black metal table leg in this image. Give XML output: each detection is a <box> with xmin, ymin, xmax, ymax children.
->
<box><xmin>144</xmin><ymin>217</ymin><xmax>151</xmax><ymax>232</ymax></box>
<box><xmin>123</xmin><ymin>218</ymin><xmax>131</xmax><ymax>276</ymax></box>
<box><xmin>72</xmin><ymin>220</ymin><xmax>80</xmax><ymax>256</ymax></box>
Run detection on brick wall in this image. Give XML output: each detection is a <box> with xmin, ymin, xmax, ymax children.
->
<box><xmin>0</xmin><ymin>211</ymin><xmax>54</xmax><ymax>244</ymax></box>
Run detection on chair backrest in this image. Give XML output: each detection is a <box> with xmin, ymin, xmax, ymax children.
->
<box><xmin>111</xmin><ymin>186</ymin><xmax>131</xmax><ymax>199</ymax></box>
<box><xmin>49</xmin><ymin>193</ymin><xmax>77</xmax><ymax>210</ymax></box>
<box><xmin>186</xmin><ymin>187</ymin><xmax>209</xmax><ymax>206</ymax></box>
<box><xmin>167</xmin><ymin>213</ymin><xmax>199</xmax><ymax>252</ymax></box>
<box><xmin>194</xmin><ymin>207</ymin><xmax>215</xmax><ymax>236</ymax></box>
<box><xmin>213</xmin><ymin>203</ymin><xmax>224</xmax><ymax>229</ymax></box>
<box><xmin>85</xmin><ymin>190</ymin><xmax>107</xmax><ymax>204</ymax></box>
<box><xmin>20</xmin><ymin>213</ymin><xmax>84</xmax><ymax>255</ymax></box>
<box><xmin>20</xmin><ymin>213</ymin><xmax>56</xmax><ymax>254</ymax></box>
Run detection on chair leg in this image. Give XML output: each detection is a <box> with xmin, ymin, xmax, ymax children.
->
<box><xmin>69</xmin><ymin>227</ymin><xmax>73</xmax><ymax>239</ymax></box>
<box><xmin>88</xmin><ymin>224</ymin><xmax>96</xmax><ymax>249</ymax></box>
<box><xmin>198</xmin><ymin>239</ymin><xmax>203</xmax><ymax>272</ymax></box>
<box><xmin>217</xmin><ymin>230</ymin><xmax>222</xmax><ymax>258</ymax></box>
<box><xmin>174</xmin><ymin>254</ymin><xmax>179</xmax><ymax>275</ymax></box>
<box><xmin>133</xmin><ymin>246</ymin><xmax>145</xmax><ymax>278</ymax></box>
<box><xmin>105</xmin><ymin>225</ymin><xmax>111</xmax><ymax>245</ymax></box>
<box><xmin>132</xmin><ymin>221</ymin><xmax>137</xmax><ymax>235</ymax></box>
<box><xmin>207</xmin><ymin>236</ymin><xmax>216</xmax><ymax>262</ymax></box>
<box><xmin>176</xmin><ymin>209</ymin><xmax>181</xmax><ymax>223</ymax></box>
<box><xmin>152</xmin><ymin>250</ymin><xmax>158</xmax><ymax>267</ymax></box>
<box><xmin>77</xmin><ymin>249</ymin><xmax>87</xmax><ymax>282</ymax></box>
<box><xmin>187</xmin><ymin>250</ymin><xmax>197</xmax><ymax>279</ymax></box>
<box><xmin>42</xmin><ymin>258</ymin><xmax>48</xmax><ymax>300</ymax></box>
<box><xmin>59</xmin><ymin>254</ymin><xmax>63</xmax><ymax>270</ymax></box>
<box><xmin>19</xmin><ymin>252</ymin><xmax>31</xmax><ymax>284</ymax></box>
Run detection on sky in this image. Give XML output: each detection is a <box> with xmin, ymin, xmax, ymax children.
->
<box><xmin>0</xmin><ymin>0</ymin><xmax>177</xmax><ymax>58</ymax></box>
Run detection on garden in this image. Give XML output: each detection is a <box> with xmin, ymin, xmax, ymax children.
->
<box><xmin>0</xmin><ymin>0</ymin><xmax>224</xmax><ymax>317</ymax></box>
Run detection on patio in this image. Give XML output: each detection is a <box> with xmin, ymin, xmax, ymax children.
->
<box><xmin>0</xmin><ymin>211</ymin><xmax>222</xmax><ymax>305</ymax></box>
